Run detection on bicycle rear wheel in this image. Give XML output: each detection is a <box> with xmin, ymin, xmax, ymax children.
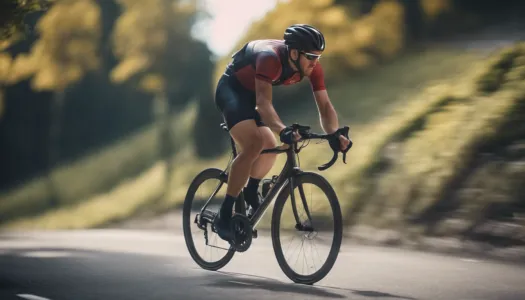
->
<box><xmin>183</xmin><ymin>168</ymin><xmax>241</xmax><ymax>270</ymax></box>
<box><xmin>271</xmin><ymin>172</ymin><xmax>343</xmax><ymax>285</ymax></box>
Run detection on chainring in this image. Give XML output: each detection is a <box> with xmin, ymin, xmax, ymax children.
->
<box><xmin>230</xmin><ymin>214</ymin><xmax>253</xmax><ymax>252</ymax></box>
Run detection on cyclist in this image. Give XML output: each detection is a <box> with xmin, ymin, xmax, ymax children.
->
<box><xmin>213</xmin><ymin>24</ymin><xmax>351</xmax><ymax>242</ymax></box>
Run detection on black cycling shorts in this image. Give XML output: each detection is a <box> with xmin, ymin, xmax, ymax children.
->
<box><xmin>214</xmin><ymin>73</ymin><xmax>267</xmax><ymax>130</ymax></box>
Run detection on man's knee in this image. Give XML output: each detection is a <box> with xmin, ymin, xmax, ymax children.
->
<box><xmin>229</xmin><ymin>119</ymin><xmax>264</xmax><ymax>158</ymax></box>
<box><xmin>266</xmin><ymin>134</ymin><xmax>278</xmax><ymax>149</ymax></box>
<box><xmin>260</xmin><ymin>126</ymin><xmax>278</xmax><ymax>149</ymax></box>
<box><xmin>242</xmin><ymin>138</ymin><xmax>264</xmax><ymax>157</ymax></box>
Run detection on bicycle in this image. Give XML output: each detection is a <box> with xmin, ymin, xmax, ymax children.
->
<box><xmin>182</xmin><ymin>122</ymin><xmax>352</xmax><ymax>285</ymax></box>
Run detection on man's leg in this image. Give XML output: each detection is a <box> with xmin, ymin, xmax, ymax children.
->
<box><xmin>243</xmin><ymin>126</ymin><xmax>277</xmax><ymax>211</ymax></box>
<box><xmin>215</xmin><ymin>119</ymin><xmax>263</xmax><ymax>239</ymax></box>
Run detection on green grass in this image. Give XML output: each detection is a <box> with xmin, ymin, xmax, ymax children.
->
<box><xmin>331</xmin><ymin>43</ymin><xmax>525</xmax><ymax>236</ymax></box>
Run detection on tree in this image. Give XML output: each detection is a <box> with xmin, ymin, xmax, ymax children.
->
<box><xmin>0</xmin><ymin>52</ymin><xmax>12</xmax><ymax>119</ymax></box>
<box><xmin>110</xmin><ymin>0</ymin><xmax>204</xmax><ymax>201</ymax></box>
<box><xmin>0</xmin><ymin>0</ymin><xmax>50</xmax><ymax>40</ymax></box>
<box><xmin>5</xmin><ymin>0</ymin><xmax>101</xmax><ymax>206</ymax></box>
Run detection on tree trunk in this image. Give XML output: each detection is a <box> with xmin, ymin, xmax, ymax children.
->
<box><xmin>0</xmin><ymin>88</ymin><xmax>4</xmax><ymax>119</ymax></box>
<box><xmin>153</xmin><ymin>91</ymin><xmax>172</xmax><ymax>202</ymax></box>
<box><xmin>399</xmin><ymin>0</ymin><xmax>426</xmax><ymax>45</ymax></box>
<box><xmin>46</xmin><ymin>88</ymin><xmax>65</xmax><ymax>207</ymax></box>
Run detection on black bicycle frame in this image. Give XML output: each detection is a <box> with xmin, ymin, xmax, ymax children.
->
<box><xmin>248</xmin><ymin>145</ymin><xmax>301</xmax><ymax>229</ymax></box>
<box><xmin>197</xmin><ymin>141</ymin><xmax>303</xmax><ymax>231</ymax></box>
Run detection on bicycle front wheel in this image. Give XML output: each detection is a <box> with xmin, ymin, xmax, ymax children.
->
<box><xmin>271</xmin><ymin>172</ymin><xmax>343</xmax><ymax>285</ymax></box>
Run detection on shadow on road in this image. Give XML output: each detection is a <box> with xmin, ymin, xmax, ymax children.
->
<box><xmin>328</xmin><ymin>287</ymin><xmax>417</xmax><ymax>300</ymax></box>
<box><xmin>353</xmin><ymin>290</ymin><xmax>417</xmax><ymax>299</ymax></box>
<box><xmin>315</xmin><ymin>283</ymin><xmax>417</xmax><ymax>299</ymax></box>
<box><xmin>209</xmin><ymin>274</ymin><xmax>345</xmax><ymax>298</ymax></box>
<box><xmin>213</xmin><ymin>271</ymin><xmax>418</xmax><ymax>299</ymax></box>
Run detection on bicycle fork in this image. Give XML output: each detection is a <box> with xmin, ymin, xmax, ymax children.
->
<box><xmin>290</xmin><ymin>176</ymin><xmax>315</xmax><ymax>233</ymax></box>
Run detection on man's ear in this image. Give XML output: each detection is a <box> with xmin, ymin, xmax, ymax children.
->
<box><xmin>290</xmin><ymin>49</ymin><xmax>299</xmax><ymax>60</ymax></box>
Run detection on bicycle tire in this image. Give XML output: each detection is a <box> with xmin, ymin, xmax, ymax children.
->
<box><xmin>271</xmin><ymin>172</ymin><xmax>343</xmax><ymax>285</ymax></box>
<box><xmin>182</xmin><ymin>168</ymin><xmax>235</xmax><ymax>270</ymax></box>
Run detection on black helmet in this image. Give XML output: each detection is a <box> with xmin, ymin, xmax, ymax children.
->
<box><xmin>283</xmin><ymin>24</ymin><xmax>325</xmax><ymax>52</ymax></box>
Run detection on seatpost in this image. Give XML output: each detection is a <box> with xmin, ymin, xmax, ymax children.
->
<box><xmin>230</xmin><ymin>136</ymin><xmax>238</xmax><ymax>157</ymax></box>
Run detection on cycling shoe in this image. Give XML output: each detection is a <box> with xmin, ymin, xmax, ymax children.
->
<box><xmin>213</xmin><ymin>214</ymin><xmax>233</xmax><ymax>243</ymax></box>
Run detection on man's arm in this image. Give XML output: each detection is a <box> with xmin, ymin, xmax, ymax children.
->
<box><xmin>314</xmin><ymin>89</ymin><xmax>339</xmax><ymax>134</ymax></box>
<box><xmin>255</xmin><ymin>78</ymin><xmax>287</xmax><ymax>134</ymax></box>
<box><xmin>309</xmin><ymin>63</ymin><xmax>339</xmax><ymax>134</ymax></box>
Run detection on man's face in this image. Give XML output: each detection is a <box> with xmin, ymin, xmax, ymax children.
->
<box><xmin>298</xmin><ymin>50</ymin><xmax>322</xmax><ymax>76</ymax></box>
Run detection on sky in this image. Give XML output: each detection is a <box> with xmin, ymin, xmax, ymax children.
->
<box><xmin>192</xmin><ymin>0</ymin><xmax>281</xmax><ymax>57</ymax></box>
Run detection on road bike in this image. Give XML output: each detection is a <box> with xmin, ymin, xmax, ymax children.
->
<box><xmin>182</xmin><ymin>122</ymin><xmax>351</xmax><ymax>285</ymax></box>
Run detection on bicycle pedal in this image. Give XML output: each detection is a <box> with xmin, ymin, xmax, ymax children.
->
<box><xmin>252</xmin><ymin>229</ymin><xmax>258</xmax><ymax>239</ymax></box>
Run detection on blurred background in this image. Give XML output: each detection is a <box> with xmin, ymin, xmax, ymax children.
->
<box><xmin>1</xmin><ymin>0</ymin><xmax>524</xmax><ymax>250</ymax></box>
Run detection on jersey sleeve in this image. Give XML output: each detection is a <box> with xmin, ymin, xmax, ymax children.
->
<box><xmin>255</xmin><ymin>51</ymin><xmax>282</xmax><ymax>83</ymax></box>
<box><xmin>309</xmin><ymin>63</ymin><xmax>326</xmax><ymax>92</ymax></box>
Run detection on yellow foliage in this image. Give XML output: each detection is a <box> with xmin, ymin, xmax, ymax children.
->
<box><xmin>352</xmin><ymin>21</ymin><xmax>375</xmax><ymax>46</ymax></box>
<box><xmin>112</xmin><ymin>0</ymin><xmax>168</xmax><ymax>59</ymax></box>
<box><xmin>421</xmin><ymin>0</ymin><xmax>452</xmax><ymax>20</ymax></box>
<box><xmin>213</xmin><ymin>0</ymin><xmax>406</xmax><ymax>84</ymax></box>
<box><xmin>0</xmin><ymin>52</ymin><xmax>12</xmax><ymax>83</ymax></box>
<box><xmin>110</xmin><ymin>55</ymin><xmax>150</xmax><ymax>83</ymax></box>
<box><xmin>346</xmin><ymin>0</ymin><xmax>404</xmax><ymax>62</ymax></box>
<box><xmin>7</xmin><ymin>0</ymin><xmax>101</xmax><ymax>91</ymax></box>
<box><xmin>173</xmin><ymin>0</ymin><xmax>197</xmax><ymax>15</ymax></box>
<box><xmin>111</xmin><ymin>0</ymin><xmax>197</xmax><ymax>93</ymax></box>
<box><xmin>368</xmin><ymin>0</ymin><xmax>405</xmax><ymax>58</ymax></box>
<box><xmin>140</xmin><ymin>73</ymin><xmax>165</xmax><ymax>94</ymax></box>
<box><xmin>32</xmin><ymin>63</ymin><xmax>60</xmax><ymax>90</ymax></box>
<box><xmin>0</xmin><ymin>40</ymin><xmax>12</xmax><ymax>51</ymax></box>
<box><xmin>319</xmin><ymin>7</ymin><xmax>348</xmax><ymax>27</ymax></box>
<box><xmin>7</xmin><ymin>53</ymin><xmax>37</xmax><ymax>84</ymax></box>
<box><xmin>310</xmin><ymin>0</ymin><xmax>334</xmax><ymax>8</ymax></box>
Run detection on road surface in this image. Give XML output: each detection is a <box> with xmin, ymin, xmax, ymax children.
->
<box><xmin>1</xmin><ymin>229</ymin><xmax>525</xmax><ymax>300</ymax></box>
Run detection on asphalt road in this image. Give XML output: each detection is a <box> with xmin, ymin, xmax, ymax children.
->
<box><xmin>0</xmin><ymin>229</ymin><xmax>525</xmax><ymax>300</ymax></box>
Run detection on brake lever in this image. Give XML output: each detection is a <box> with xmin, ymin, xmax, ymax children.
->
<box><xmin>339</xmin><ymin>126</ymin><xmax>352</xmax><ymax>164</ymax></box>
<box><xmin>318</xmin><ymin>150</ymin><xmax>338</xmax><ymax>171</ymax></box>
<box><xmin>312</xmin><ymin>125</ymin><xmax>353</xmax><ymax>171</ymax></box>
<box><xmin>318</xmin><ymin>132</ymin><xmax>341</xmax><ymax>171</ymax></box>
<box><xmin>342</xmin><ymin>141</ymin><xmax>353</xmax><ymax>163</ymax></box>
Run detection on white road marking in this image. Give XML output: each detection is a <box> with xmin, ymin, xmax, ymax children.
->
<box><xmin>461</xmin><ymin>258</ymin><xmax>480</xmax><ymax>263</ymax></box>
<box><xmin>17</xmin><ymin>294</ymin><xmax>52</xmax><ymax>300</ymax></box>
<box><xmin>18</xmin><ymin>250</ymin><xmax>74</xmax><ymax>258</ymax></box>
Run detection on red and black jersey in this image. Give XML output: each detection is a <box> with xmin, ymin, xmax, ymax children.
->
<box><xmin>225</xmin><ymin>39</ymin><xmax>326</xmax><ymax>92</ymax></box>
